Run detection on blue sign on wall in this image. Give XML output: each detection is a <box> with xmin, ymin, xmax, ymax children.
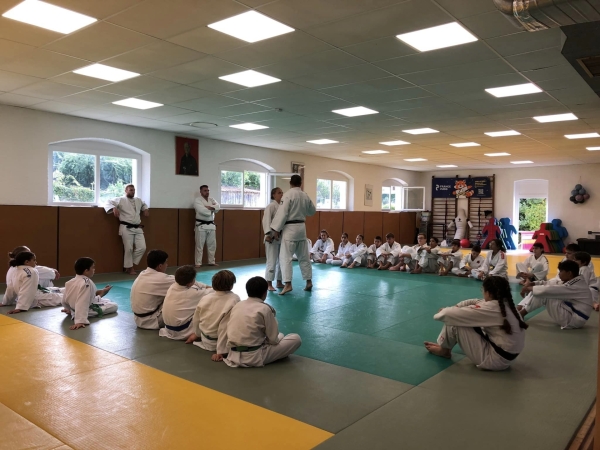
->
<box><xmin>432</xmin><ymin>177</ymin><xmax>491</xmax><ymax>198</ymax></box>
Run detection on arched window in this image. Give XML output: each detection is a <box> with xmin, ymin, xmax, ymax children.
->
<box><xmin>382</xmin><ymin>178</ymin><xmax>408</xmax><ymax>211</ymax></box>
<box><xmin>219</xmin><ymin>159</ymin><xmax>273</xmax><ymax>209</ymax></box>
<box><xmin>48</xmin><ymin>138</ymin><xmax>148</xmax><ymax>207</ymax></box>
<box><xmin>316</xmin><ymin>171</ymin><xmax>350</xmax><ymax>210</ymax></box>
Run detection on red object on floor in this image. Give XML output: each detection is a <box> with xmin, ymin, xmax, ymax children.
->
<box><xmin>481</xmin><ymin>218</ymin><xmax>501</xmax><ymax>249</ymax></box>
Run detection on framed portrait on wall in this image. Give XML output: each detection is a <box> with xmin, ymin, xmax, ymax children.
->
<box><xmin>365</xmin><ymin>184</ymin><xmax>373</xmax><ymax>206</ymax></box>
<box><xmin>291</xmin><ymin>162</ymin><xmax>304</xmax><ymax>174</ymax></box>
<box><xmin>175</xmin><ymin>136</ymin><xmax>199</xmax><ymax>176</ymax></box>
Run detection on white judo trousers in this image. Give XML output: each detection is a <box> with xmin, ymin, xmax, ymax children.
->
<box><xmin>105</xmin><ymin>196</ymin><xmax>148</xmax><ymax>268</ymax></box>
<box><xmin>437</xmin><ymin>325</ymin><xmax>509</xmax><ymax>371</ymax></box>
<box><xmin>225</xmin><ymin>333</ymin><xmax>302</xmax><ymax>367</ymax></box>
<box><xmin>263</xmin><ymin>200</ymin><xmax>282</xmax><ymax>282</ymax></box>
<box><xmin>122</xmin><ymin>229</ymin><xmax>146</xmax><ymax>268</ymax></box>
<box><xmin>195</xmin><ymin>228</ymin><xmax>217</xmax><ymax>265</ymax></box>
<box><xmin>280</xmin><ymin>237</ymin><xmax>311</xmax><ymax>282</ymax></box>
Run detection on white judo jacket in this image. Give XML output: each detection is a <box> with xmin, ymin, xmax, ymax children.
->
<box><xmin>105</xmin><ymin>196</ymin><xmax>148</xmax><ymax>236</ymax></box>
<box><xmin>270</xmin><ymin>187</ymin><xmax>316</xmax><ymax>241</ymax></box>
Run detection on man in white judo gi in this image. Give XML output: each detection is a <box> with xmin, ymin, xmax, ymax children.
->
<box><xmin>270</xmin><ymin>175</ymin><xmax>316</xmax><ymax>295</ymax></box>
<box><xmin>194</xmin><ymin>185</ymin><xmax>220</xmax><ymax>268</ymax></box>
<box><xmin>263</xmin><ymin>187</ymin><xmax>284</xmax><ymax>291</ymax></box>
<box><xmin>105</xmin><ymin>184</ymin><xmax>149</xmax><ymax>275</ymax></box>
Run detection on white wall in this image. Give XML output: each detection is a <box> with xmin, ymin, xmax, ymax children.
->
<box><xmin>423</xmin><ymin>166</ymin><xmax>600</xmax><ymax>242</ymax></box>
<box><xmin>0</xmin><ymin>104</ymin><xmax>421</xmax><ymax>210</ymax></box>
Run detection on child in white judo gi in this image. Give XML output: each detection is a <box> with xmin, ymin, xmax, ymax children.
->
<box><xmin>186</xmin><ymin>270</ymin><xmax>241</xmax><ymax>360</ymax></box>
<box><xmin>159</xmin><ymin>265</ymin><xmax>212</xmax><ymax>341</ymax></box>
<box><xmin>472</xmin><ymin>239</ymin><xmax>508</xmax><ymax>280</ymax></box>
<box><xmin>263</xmin><ymin>187</ymin><xmax>284</xmax><ymax>291</ymax></box>
<box><xmin>438</xmin><ymin>240</ymin><xmax>463</xmax><ymax>276</ymax></box>
<box><xmin>453</xmin><ymin>245</ymin><xmax>485</xmax><ymax>277</ymax></box>
<box><xmin>220</xmin><ymin>277</ymin><xmax>302</xmax><ymax>367</ymax></box>
<box><xmin>343</xmin><ymin>234</ymin><xmax>368</xmax><ymax>269</ymax></box>
<box><xmin>391</xmin><ymin>233</ymin><xmax>428</xmax><ymax>272</ymax></box>
<box><xmin>61</xmin><ymin>257</ymin><xmax>118</xmax><ymax>330</ymax></box>
<box><xmin>327</xmin><ymin>233</ymin><xmax>353</xmax><ymax>266</ymax></box>
<box><xmin>516</xmin><ymin>242</ymin><xmax>549</xmax><ymax>284</ymax></box>
<box><xmin>518</xmin><ymin>260</ymin><xmax>593</xmax><ymax>329</ymax></box>
<box><xmin>310</xmin><ymin>230</ymin><xmax>334</xmax><ymax>263</ymax></box>
<box><xmin>377</xmin><ymin>233</ymin><xmax>401</xmax><ymax>270</ymax></box>
<box><xmin>5</xmin><ymin>245</ymin><xmax>60</xmax><ymax>293</ymax></box>
<box><xmin>574</xmin><ymin>251</ymin><xmax>599</xmax><ymax>311</ymax></box>
<box><xmin>4</xmin><ymin>251</ymin><xmax>63</xmax><ymax>314</ymax></box>
<box><xmin>411</xmin><ymin>237</ymin><xmax>442</xmax><ymax>275</ymax></box>
<box><xmin>425</xmin><ymin>276</ymin><xmax>527</xmax><ymax>371</ymax></box>
<box><xmin>366</xmin><ymin>236</ymin><xmax>382</xmax><ymax>269</ymax></box>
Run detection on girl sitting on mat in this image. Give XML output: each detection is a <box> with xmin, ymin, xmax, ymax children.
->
<box><xmin>425</xmin><ymin>276</ymin><xmax>527</xmax><ymax>371</ymax></box>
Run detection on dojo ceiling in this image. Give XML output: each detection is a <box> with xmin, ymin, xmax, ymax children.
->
<box><xmin>1</xmin><ymin>0</ymin><xmax>600</xmax><ymax>171</ymax></box>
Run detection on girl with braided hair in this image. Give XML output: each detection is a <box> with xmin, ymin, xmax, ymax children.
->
<box><xmin>425</xmin><ymin>276</ymin><xmax>527</xmax><ymax>371</ymax></box>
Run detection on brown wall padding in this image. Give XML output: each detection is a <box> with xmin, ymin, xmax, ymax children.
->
<box><xmin>138</xmin><ymin>209</ymin><xmax>178</xmax><ymax>269</ymax></box>
<box><xmin>382</xmin><ymin>213</ymin><xmax>400</xmax><ymax>243</ymax></box>
<box><xmin>305</xmin><ymin>212</ymin><xmax>320</xmax><ymax>243</ymax></box>
<box><xmin>363</xmin><ymin>212</ymin><xmax>383</xmax><ymax>244</ymax></box>
<box><xmin>222</xmin><ymin>210</ymin><xmax>261</xmax><ymax>261</ymax></box>
<box><xmin>59</xmin><ymin>207</ymin><xmax>123</xmax><ymax>277</ymax></box>
<box><xmin>319</xmin><ymin>212</ymin><xmax>343</xmax><ymax>241</ymax></box>
<box><xmin>177</xmin><ymin>209</ymin><xmax>223</xmax><ymax>265</ymax></box>
<box><xmin>0</xmin><ymin>206</ymin><xmax>58</xmax><ymax>283</ymax></box>
<box><xmin>259</xmin><ymin>210</ymin><xmax>266</xmax><ymax>258</ymax></box>
<box><xmin>398</xmin><ymin>212</ymin><xmax>417</xmax><ymax>245</ymax></box>
<box><xmin>343</xmin><ymin>212</ymin><xmax>364</xmax><ymax>241</ymax></box>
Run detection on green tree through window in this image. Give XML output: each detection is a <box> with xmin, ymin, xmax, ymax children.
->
<box><xmin>518</xmin><ymin>198</ymin><xmax>547</xmax><ymax>231</ymax></box>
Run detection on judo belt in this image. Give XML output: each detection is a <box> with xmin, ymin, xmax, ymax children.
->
<box><xmin>165</xmin><ymin>318</ymin><xmax>192</xmax><ymax>332</ymax></box>
<box><xmin>201</xmin><ymin>331</ymin><xmax>217</xmax><ymax>341</ymax></box>
<box><xmin>90</xmin><ymin>303</ymin><xmax>104</xmax><ymax>318</ymax></box>
<box><xmin>196</xmin><ymin>219</ymin><xmax>214</xmax><ymax>226</ymax></box>
<box><xmin>473</xmin><ymin>327</ymin><xmax>518</xmax><ymax>361</ymax></box>
<box><xmin>564</xmin><ymin>301</ymin><xmax>590</xmax><ymax>321</ymax></box>
<box><xmin>285</xmin><ymin>220</ymin><xmax>304</xmax><ymax>224</ymax></box>
<box><xmin>134</xmin><ymin>302</ymin><xmax>163</xmax><ymax>318</ymax></box>
<box><xmin>592</xmin><ymin>286</ymin><xmax>599</xmax><ymax>292</ymax></box>
<box><xmin>231</xmin><ymin>344</ymin><xmax>262</xmax><ymax>352</ymax></box>
<box><xmin>120</xmin><ymin>221</ymin><xmax>144</xmax><ymax>229</ymax></box>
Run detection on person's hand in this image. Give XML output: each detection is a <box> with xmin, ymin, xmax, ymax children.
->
<box><xmin>185</xmin><ymin>333</ymin><xmax>198</xmax><ymax>344</ymax></box>
<box><xmin>7</xmin><ymin>309</ymin><xmax>22</xmax><ymax>314</ymax></box>
<box><xmin>143</xmin><ymin>209</ymin><xmax>150</xmax><ymax>217</ymax></box>
<box><xmin>211</xmin><ymin>354</ymin><xmax>224</xmax><ymax>362</ymax></box>
<box><xmin>113</xmin><ymin>208</ymin><xmax>120</xmax><ymax>218</ymax></box>
<box><xmin>206</xmin><ymin>206</ymin><xmax>215</xmax><ymax>211</ymax></box>
<box><xmin>478</xmin><ymin>272</ymin><xmax>485</xmax><ymax>280</ymax></box>
<box><xmin>265</xmin><ymin>235</ymin><xmax>273</xmax><ymax>243</ymax></box>
<box><xmin>100</xmin><ymin>285</ymin><xmax>112</xmax><ymax>297</ymax></box>
<box><xmin>53</xmin><ymin>269</ymin><xmax>60</xmax><ymax>280</ymax></box>
<box><xmin>70</xmin><ymin>323</ymin><xmax>86</xmax><ymax>330</ymax></box>
<box><xmin>272</xmin><ymin>230</ymin><xmax>280</xmax><ymax>240</ymax></box>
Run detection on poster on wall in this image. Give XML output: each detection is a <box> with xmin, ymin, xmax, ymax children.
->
<box><xmin>175</xmin><ymin>136</ymin><xmax>199</xmax><ymax>176</ymax></box>
<box><xmin>365</xmin><ymin>184</ymin><xmax>373</xmax><ymax>206</ymax></box>
<box><xmin>291</xmin><ymin>162</ymin><xmax>305</xmax><ymax>190</ymax></box>
<box><xmin>432</xmin><ymin>177</ymin><xmax>492</xmax><ymax>198</ymax></box>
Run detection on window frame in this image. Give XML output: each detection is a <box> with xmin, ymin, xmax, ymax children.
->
<box><xmin>399</xmin><ymin>186</ymin><xmax>426</xmax><ymax>212</ymax></box>
<box><xmin>316</xmin><ymin>177</ymin><xmax>348</xmax><ymax>211</ymax></box>
<box><xmin>218</xmin><ymin>161</ymin><xmax>269</xmax><ymax>210</ymax></box>
<box><xmin>47</xmin><ymin>146</ymin><xmax>141</xmax><ymax>207</ymax></box>
<box><xmin>381</xmin><ymin>185</ymin><xmax>403</xmax><ymax>211</ymax></box>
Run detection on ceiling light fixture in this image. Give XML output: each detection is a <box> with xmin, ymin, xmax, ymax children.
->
<box><xmin>586</xmin><ymin>147</ymin><xmax>600</xmax><ymax>151</ymax></box>
<box><xmin>450</xmin><ymin>142</ymin><xmax>480</xmax><ymax>147</ymax></box>
<box><xmin>219</xmin><ymin>70</ymin><xmax>281</xmax><ymax>87</ymax></box>
<box><xmin>484</xmin><ymin>152</ymin><xmax>511</xmax><ymax>157</ymax></box>
<box><xmin>404</xmin><ymin>158</ymin><xmax>427</xmax><ymax>162</ymax></box>
<box><xmin>112</xmin><ymin>98</ymin><xmax>163</xmax><ymax>110</ymax></box>
<box><xmin>229</xmin><ymin>123</ymin><xmax>269</xmax><ymax>130</ymax></box>
<box><xmin>402</xmin><ymin>128</ymin><xmax>439</xmax><ymax>135</ymax></box>
<box><xmin>484</xmin><ymin>130</ymin><xmax>521</xmax><ymax>137</ymax></box>
<box><xmin>564</xmin><ymin>133</ymin><xmax>600</xmax><ymax>139</ymax></box>
<box><xmin>511</xmin><ymin>161</ymin><xmax>534</xmax><ymax>164</ymax></box>
<box><xmin>396</xmin><ymin>22</ymin><xmax>477</xmax><ymax>52</ymax></box>
<box><xmin>2</xmin><ymin>0</ymin><xmax>97</xmax><ymax>34</ymax></box>
<box><xmin>207</xmin><ymin>11</ymin><xmax>294</xmax><ymax>43</ymax></box>
<box><xmin>437</xmin><ymin>165</ymin><xmax>457</xmax><ymax>168</ymax></box>
<box><xmin>533</xmin><ymin>113</ymin><xmax>578</xmax><ymax>123</ymax></box>
<box><xmin>362</xmin><ymin>150</ymin><xmax>389</xmax><ymax>155</ymax></box>
<box><xmin>332</xmin><ymin>106</ymin><xmax>378</xmax><ymax>117</ymax></box>
<box><xmin>380</xmin><ymin>140</ymin><xmax>410</xmax><ymax>146</ymax></box>
<box><xmin>73</xmin><ymin>64</ymin><xmax>139</xmax><ymax>82</ymax></box>
<box><xmin>307</xmin><ymin>139</ymin><xmax>338</xmax><ymax>144</ymax></box>
<box><xmin>485</xmin><ymin>83</ymin><xmax>542</xmax><ymax>98</ymax></box>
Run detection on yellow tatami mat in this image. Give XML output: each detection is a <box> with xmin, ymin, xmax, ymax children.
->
<box><xmin>0</xmin><ymin>317</ymin><xmax>332</xmax><ymax>450</ymax></box>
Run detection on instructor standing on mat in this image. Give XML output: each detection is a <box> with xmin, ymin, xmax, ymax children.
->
<box><xmin>194</xmin><ymin>184</ymin><xmax>220</xmax><ymax>268</ymax></box>
<box><xmin>270</xmin><ymin>175</ymin><xmax>316</xmax><ymax>295</ymax></box>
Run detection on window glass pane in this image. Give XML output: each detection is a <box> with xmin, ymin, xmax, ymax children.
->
<box><xmin>99</xmin><ymin>156</ymin><xmax>134</xmax><ymax>204</ymax></box>
<box><xmin>390</xmin><ymin>186</ymin><xmax>402</xmax><ymax>211</ymax></box>
<box><xmin>332</xmin><ymin>180</ymin><xmax>346</xmax><ymax>210</ymax></box>
<box><xmin>518</xmin><ymin>198</ymin><xmax>547</xmax><ymax>231</ymax></box>
<box><xmin>52</xmin><ymin>151</ymin><xmax>95</xmax><ymax>203</ymax></box>
<box><xmin>382</xmin><ymin>186</ymin><xmax>390</xmax><ymax>209</ymax></box>
<box><xmin>317</xmin><ymin>179</ymin><xmax>331</xmax><ymax>209</ymax></box>
<box><xmin>402</xmin><ymin>187</ymin><xmax>425</xmax><ymax>210</ymax></box>
<box><xmin>244</xmin><ymin>171</ymin><xmax>266</xmax><ymax>208</ymax></box>
<box><xmin>221</xmin><ymin>170</ymin><xmax>243</xmax><ymax>205</ymax></box>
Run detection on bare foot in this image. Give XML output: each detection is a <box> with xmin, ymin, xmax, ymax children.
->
<box><xmin>348</xmin><ymin>263</ymin><xmax>356</xmax><ymax>269</ymax></box>
<box><xmin>340</xmin><ymin>264</ymin><xmax>348</xmax><ymax>268</ymax></box>
<box><xmin>276</xmin><ymin>282</ymin><xmax>284</xmax><ymax>288</ymax></box>
<box><xmin>208</xmin><ymin>263</ymin><xmax>219</xmax><ymax>266</ymax></box>
<box><xmin>424</xmin><ymin>342</ymin><xmax>451</xmax><ymax>359</ymax></box>
<box><xmin>518</xmin><ymin>308</ymin><xmax>527</xmax><ymax>318</ymax></box>
<box><xmin>594</xmin><ymin>303</ymin><xmax>599</xmax><ymax>312</ymax></box>
<box><xmin>389</xmin><ymin>265</ymin><xmax>400</xmax><ymax>271</ymax></box>
<box><xmin>304</xmin><ymin>282</ymin><xmax>313</xmax><ymax>291</ymax></box>
<box><xmin>61</xmin><ymin>308</ymin><xmax>71</xmax><ymax>315</ymax></box>
<box><xmin>279</xmin><ymin>284</ymin><xmax>293</xmax><ymax>295</ymax></box>
<box><xmin>399</xmin><ymin>265</ymin><xmax>407</xmax><ymax>272</ymax></box>
<box><xmin>267</xmin><ymin>285</ymin><xmax>276</xmax><ymax>291</ymax></box>
<box><xmin>194</xmin><ymin>265</ymin><xmax>202</xmax><ymax>269</ymax></box>
<box><xmin>378</xmin><ymin>263</ymin><xmax>390</xmax><ymax>271</ymax></box>
<box><xmin>411</xmin><ymin>268</ymin><xmax>422</xmax><ymax>275</ymax></box>
<box><xmin>125</xmin><ymin>267</ymin><xmax>137</xmax><ymax>275</ymax></box>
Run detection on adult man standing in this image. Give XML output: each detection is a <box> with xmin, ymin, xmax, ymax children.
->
<box><xmin>271</xmin><ymin>175</ymin><xmax>316</xmax><ymax>295</ymax></box>
<box><xmin>105</xmin><ymin>184</ymin><xmax>149</xmax><ymax>275</ymax></box>
<box><xmin>194</xmin><ymin>185</ymin><xmax>220</xmax><ymax>268</ymax></box>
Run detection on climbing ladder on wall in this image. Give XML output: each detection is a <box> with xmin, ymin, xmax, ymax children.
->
<box><xmin>431</xmin><ymin>197</ymin><xmax>456</xmax><ymax>242</ymax></box>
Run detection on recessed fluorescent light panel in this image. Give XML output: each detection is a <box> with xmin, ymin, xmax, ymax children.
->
<box><xmin>404</xmin><ymin>158</ymin><xmax>427</xmax><ymax>162</ymax></box>
<box><xmin>586</xmin><ymin>147</ymin><xmax>600</xmax><ymax>151</ymax></box>
<box><xmin>533</xmin><ymin>113</ymin><xmax>578</xmax><ymax>123</ymax></box>
<box><xmin>362</xmin><ymin>150</ymin><xmax>389</xmax><ymax>155</ymax></box>
<box><xmin>380</xmin><ymin>140</ymin><xmax>410</xmax><ymax>146</ymax></box>
<box><xmin>485</xmin><ymin>83</ymin><xmax>542</xmax><ymax>98</ymax></box>
<box><xmin>307</xmin><ymin>139</ymin><xmax>338</xmax><ymax>145</ymax></box>
<box><xmin>332</xmin><ymin>106</ymin><xmax>378</xmax><ymax>117</ymax></box>
<box><xmin>2</xmin><ymin>0</ymin><xmax>97</xmax><ymax>34</ymax></box>
<box><xmin>485</xmin><ymin>130</ymin><xmax>521</xmax><ymax>137</ymax></box>
<box><xmin>450</xmin><ymin>142</ymin><xmax>480</xmax><ymax>147</ymax></box>
<box><xmin>229</xmin><ymin>123</ymin><xmax>269</xmax><ymax>130</ymax></box>
<box><xmin>112</xmin><ymin>98</ymin><xmax>162</xmax><ymax>110</ymax></box>
<box><xmin>219</xmin><ymin>70</ymin><xmax>280</xmax><ymax>87</ymax></box>
<box><xmin>511</xmin><ymin>161</ymin><xmax>534</xmax><ymax>164</ymax></box>
<box><xmin>485</xmin><ymin>152</ymin><xmax>511</xmax><ymax>157</ymax></box>
<box><xmin>437</xmin><ymin>165</ymin><xmax>457</xmax><ymax>168</ymax></box>
<box><xmin>564</xmin><ymin>133</ymin><xmax>600</xmax><ymax>139</ymax></box>
<box><xmin>396</xmin><ymin>22</ymin><xmax>477</xmax><ymax>52</ymax></box>
<box><xmin>73</xmin><ymin>64</ymin><xmax>139</xmax><ymax>82</ymax></box>
<box><xmin>207</xmin><ymin>11</ymin><xmax>294</xmax><ymax>43</ymax></box>
<box><xmin>402</xmin><ymin>128</ymin><xmax>439</xmax><ymax>135</ymax></box>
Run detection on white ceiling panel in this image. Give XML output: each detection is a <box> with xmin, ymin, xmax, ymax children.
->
<box><xmin>0</xmin><ymin>17</ymin><xmax>59</xmax><ymax>47</ymax></box>
<box><xmin>0</xmin><ymin>92</ymin><xmax>45</xmax><ymax>106</ymax></box>
<box><xmin>58</xmin><ymin>90</ymin><xmax>127</xmax><ymax>107</ymax></box>
<box><xmin>0</xmin><ymin>49</ymin><xmax>89</xmax><ymax>78</ymax></box>
<box><xmin>167</xmin><ymin>26</ymin><xmax>248</xmax><ymax>55</ymax></box>
<box><xmin>505</xmin><ymin>48</ymin><xmax>569</xmax><ymax>72</ymax></box>
<box><xmin>12</xmin><ymin>80</ymin><xmax>85</xmax><ymax>99</ymax></box>
<box><xmin>0</xmin><ymin>39</ymin><xmax>34</xmax><ymax>66</ymax></box>
<box><xmin>290</xmin><ymin>64</ymin><xmax>391</xmax><ymax>90</ymax></box>
<box><xmin>34</xmin><ymin>101</ymin><xmax>84</xmax><ymax>113</ymax></box>
<box><xmin>173</xmin><ymin>94</ymin><xmax>243</xmax><ymax>112</ymax></box>
<box><xmin>434</xmin><ymin>0</ymin><xmax>498</xmax><ymax>19</ymax></box>
<box><xmin>97</xmin><ymin>76</ymin><xmax>179</xmax><ymax>97</ymax></box>
<box><xmin>152</xmin><ymin>56</ymin><xmax>245</xmax><ymax>85</ymax></box>
<box><xmin>257</xmin><ymin>49</ymin><xmax>364</xmax><ymax>80</ymax></box>
<box><xmin>400</xmin><ymin>59</ymin><xmax>516</xmax><ymax>85</ymax></box>
<box><xmin>342</xmin><ymin>36</ymin><xmax>419</xmax><ymax>63</ymax></box>
<box><xmin>0</xmin><ymin>70</ymin><xmax>41</xmax><ymax>91</ymax></box>
<box><xmin>486</xmin><ymin>27</ymin><xmax>563</xmax><ymax>57</ymax></box>
<box><xmin>460</xmin><ymin>11</ymin><xmax>521</xmax><ymax>40</ymax></box>
<box><xmin>102</xmin><ymin>42</ymin><xmax>204</xmax><ymax>74</ymax></box>
<box><xmin>136</xmin><ymin>86</ymin><xmax>212</xmax><ymax>104</ymax></box>
<box><xmin>50</xmin><ymin>72</ymin><xmax>113</xmax><ymax>89</ymax></box>
<box><xmin>50</xmin><ymin>0</ymin><xmax>144</xmax><ymax>19</ymax></box>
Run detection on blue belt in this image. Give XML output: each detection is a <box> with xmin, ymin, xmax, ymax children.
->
<box><xmin>473</xmin><ymin>327</ymin><xmax>519</xmax><ymax>361</ymax></box>
<box><xmin>563</xmin><ymin>301</ymin><xmax>589</xmax><ymax>321</ymax></box>
<box><xmin>165</xmin><ymin>318</ymin><xmax>192</xmax><ymax>332</ymax></box>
